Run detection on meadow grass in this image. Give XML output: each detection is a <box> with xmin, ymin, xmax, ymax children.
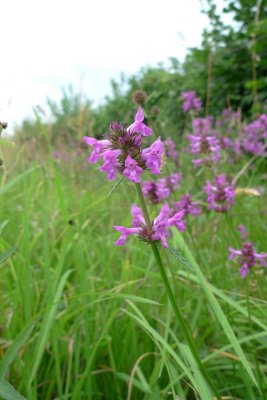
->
<box><xmin>0</xmin><ymin>123</ymin><xmax>267</xmax><ymax>400</ymax></box>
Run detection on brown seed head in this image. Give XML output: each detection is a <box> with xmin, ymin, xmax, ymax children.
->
<box><xmin>150</xmin><ymin>105</ymin><xmax>160</xmax><ymax>116</ymax></box>
<box><xmin>0</xmin><ymin>122</ymin><xmax>8</xmax><ymax>130</ymax></box>
<box><xmin>132</xmin><ymin>90</ymin><xmax>147</xmax><ymax>105</ymax></box>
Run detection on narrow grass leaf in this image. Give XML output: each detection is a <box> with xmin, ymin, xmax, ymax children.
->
<box><xmin>106</xmin><ymin>176</ymin><xmax>125</xmax><ymax>198</ymax></box>
<box><xmin>0</xmin><ymin>247</ymin><xmax>16</xmax><ymax>265</ymax></box>
<box><xmin>0</xmin><ymin>325</ymin><xmax>34</xmax><ymax>378</ymax></box>
<box><xmin>0</xmin><ymin>167</ymin><xmax>38</xmax><ymax>196</ymax></box>
<box><xmin>116</xmin><ymin>372</ymin><xmax>151</xmax><ymax>394</ymax></box>
<box><xmin>123</xmin><ymin>309</ymin><xmax>198</xmax><ymax>393</ymax></box>
<box><xmin>177</xmin><ymin>270</ymin><xmax>267</xmax><ymax>331</ymax></box>
<box><xmin>0</xmin><ymin>379</ymin><xmax>27</xmax><ymax>400</ymax></box>
<box><xmin>29</xmin><ymin>269</ymin><xmax>73</xmax><ymax>385</ymax></box>
<box><xmin>173</xmin><ymin>230</ymin><xmax>259</xmax><ymax>389</ymax></box>
<box><xmin>113</xmin><ymin>294</ymin><xmax>161</xmax><ymax>305</ymax></box>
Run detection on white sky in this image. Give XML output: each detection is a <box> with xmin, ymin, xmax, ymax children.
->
<box><xmin>0</xmin><ymin>0</ymin><xmax>214</xmax><ymax>130</ymax></box>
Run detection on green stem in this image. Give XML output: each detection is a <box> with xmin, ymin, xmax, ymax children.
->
<box><xmin>135</xmin><ymin>183</ymin><xmax>221</xmax><ymax>399</ymax></box>
<box><xmin>135</xmin><ymin>183</ymin><xmax>152</xmax><ymax>232</ymax></box>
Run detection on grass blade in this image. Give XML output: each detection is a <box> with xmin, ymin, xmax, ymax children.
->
<box><xmin>173</xmin><ymin>230</ymin><xmax>259</xmax><ymax>390</ymax></box>
<box><xmin>0</xmin><ymin>325</ymin><xmax>34</xmax><ymax>379</ymax></box>
<box><xmin>0</xmin><ymin>247</ymin><xmax>16</xmax><ymax>264</ymax></box>
<box><xmin>0</xmin><ymin>379</ymin><xmax>27</xmax><ymax>400</ymax></box>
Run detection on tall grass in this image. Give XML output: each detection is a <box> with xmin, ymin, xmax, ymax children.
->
<box><xmin>0</xmin><ymin>114</ymin><xmax>266</xmax><ymax>399</ymax></box>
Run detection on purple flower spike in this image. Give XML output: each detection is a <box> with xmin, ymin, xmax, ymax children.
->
<box><xmin>237</xmin><ymin>224</ymin><xmax>247</xmax><ymax>241</ymax></box>
<box><xmin>99</xmin><ymin>149</ymin><xmax>121</xmax><ymax>180</ymax></box>
<box><xmin>188</xmin><ymin>133</ymin><xmax>220</xmax><ymax>166</ymax></box>
<box><xmin>240</xmin><ymin>264</ymin><xmax>249</xmax><ymax>278</ymax></box>
<box><xmin>204</xmin><ymin>174</ymin><xmax>235</xmax><ymax>213</ymax></box>
<box><xmin>123</xmin><ymin>155</ymin><xmax>143</xmax><ymax>183</ymax></box>
<box><xmin>164</xmin><ymin>138</ymin><xmax>178</xmax><ymax>161</ymax></box>
<box><xmin>142</xmin><ymin>173</ymin><xmax>182</xmax><ymax>204</ymax></box>
<box><xmin>242</xmin><ymin>114</ymin><xmax>267</xmax><ymax>156</ymax></box>
<box><xmin>83</xmin><ymin>136</ymin><xmax>110</xmax><ymax>164</ymax></box>
<box><xmin>174</xmin><ymin>194</ymin><xmax>201</xmax><ymax>218</ymax></box>
<box><xmin>127</xmin><ymin>106</ymin><xmax>152</xmax><ymax>136</ymax></box>
<box><xmin>181</xmin><ymin>91</ymin><xmax>202</xmax><ymax>113</ymax></box>
<box><xmin>228</xmin><ymin>242</ymin><xmax>267</xmax><ymax>278</ymax></box>
<box><xmin>83</xmin><ymin>107</ymin><xmax>156</xmax><ymax>182</ymax></box>
<box><xmin>142</xmin><ymin>137</ymin><xmax>164</xmax><ymax>175</ymax></box>
<box><xmin>114</xmin><ymin>202</ymin><xmax>186</xmax><ymax>248</ymax></box>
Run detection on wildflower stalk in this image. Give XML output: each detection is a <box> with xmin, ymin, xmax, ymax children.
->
<box><xmin>135</xmin><ymin>182</ymin><xmax>221</xmax><ymax>399</ymax></box>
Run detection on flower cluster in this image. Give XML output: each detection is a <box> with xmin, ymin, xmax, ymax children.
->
<box><xmin>181</xmin><ymin>91</ymin><xmax>202</xmax><ymax>113</ymax></box>
<box><xmin>237</xmin><ymin>224</ymin><xmax>247</xmax><ymax>241</ymax></box>
<box><xmin>83</xmin><ymin>107</ymin><xmax>164</xmax><ymax>182</ymax></box>
<box><xmin>114</xmin><ymin>203</ymin><xmax>186</xmax><ymax>248</ymax></box>
<box><xmin>188</xmin><ymin>117</ymin><xmax>220</xmax><ymax>166</ymax></box>
<box><xmin>142</xmin><ymin>173</ymin><xmax>182</xmax><ymax>204</ymax></box>
<box><xmin>228</xmin><ymin>242</ymin><xmax>267</xmax><ymax>278</ymax></box>
<box><xmin>164</xmin><ymin>138</ymin><xmax>178</xmax><ymax>163</ymax></box>
<box><xmin>220</xmin><ymin>109</ymin><xmax>240</xmax><ymax>123</ymax></box>
<box><xmin>242</xmin><ymin>114</ymin><xmax>267</xmax><ymax>156</ymax></box>
<box><xmin>204</xmin><ymin>174</ymin><xmax>235</xmax><ymax>213</ymax></box>
<box><xmin>173</xmin><ymin>194</ymin><xmax>201</xmax><ymax>218</ymax></box>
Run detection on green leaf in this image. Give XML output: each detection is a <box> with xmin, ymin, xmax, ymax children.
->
<box><xmin>0</xmin><ymin>247</ymin><xmax>16</xmax><ymax>265</ymax></box>
<box><xmin>116</xmin><ymin>372</ymin><xmax>151</xmax><ymax>394</ymax></box>
<box><xmin>106</xmin><ymin>176</ymin><xmax>125</xmax><ymax>198</ymax></box>
<box><xmin>113</xmin><ymin>294</ymin><xmax>161</xmax><ymax>306</ymax></box>
<box><xmin>0</xmin><ymin>379</ymin><xmax>27</xmax><ymax>400</ymax></box>
<box><xmin>28</xmin><ymin>269</ymin><xmax>73</xmax><ymax>385</ymax></box>
<box><xmin>123</xmin><ymin>306</ymin><xmax>197</xmax><ymax>391</ymax></box>
<box><xmin>0</xmin><ymin>325</ymin><xmax>34</xmax><ymax>379</ymax></box>
<box><xmin>173</xmin><ymin>230</ymin><xmax>259</xmax><ymax>390</ymax></box>
<box><xmin>0</xmin><ymin>167</ymin><xmax>39</xmax><ymax>197</ymax></box>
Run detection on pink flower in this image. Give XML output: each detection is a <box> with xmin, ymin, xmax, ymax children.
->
<box><xmin>114</xmin><ymin>203</ymin><xmax>186</xmax><ymax>248</ymax></box>
<box><xmin>83</xmin><ymin>108</ymin><xmax>168</xmax><ymax>183</ymax></box>
<box><xmin>164</xmin><ymin>138</ymin><xmax>178</xmax><ymax>161</ymax></box>
<box><xmin>204</xmin><ymin>174</ymin><xmax>235</xmax><ymax>213</ymax></box>
<box><xmin>174</xmin><ymin>194</ymin><xmax>201</xmax><ymax>218</ymax></box>
<box><xmin>188</xmin><ymin>134</ymin><xmax>220</xmax><ymax>166</ymax></box>
<box><xmin>131</xmin><ymin>204</ymin><xmax>145</xmax><ymax>227</ymax></box>
<box><xmin>181</xmin><ymin>91</ymin><xmax>202</xmax><ymax>113</ymax></box>
<box><xmin>83</xmin><ymin>137</ymin><xmax>110</xmax><ymax>164</ymax></box>
<box><xmin>228</xmin><ymin>242</ymin><xmax>267</xmax><ymax>278</ymax></box>
<box><xmin>167</xmin><ymin>210</ymin><xmax>186</xmax><ymax>232</ymax></box>
<box><xmin>127</xmin><ymin>106</ymin><xmax>152</xmax><ymax>136</ymax></box>
<box><xmin>123</xmin><ymin>155</ymin><xmax>143</xmax><ymax>183</ymax></box>
<box><xmin>237</xmin><ymin>224</ymin><xmax>247</xmax><ymax>241</ymax></box>
<box><xmin>151</xmin><ymin>203</ymin><xmax>171</xmax><ymax>248</ymax></box>
<box><xmin>113</xmin><ymin>226</ymin><xmax>140</xmax><ymax>246</ymax></box>
<box><xmin>99</xmin><ymin>149</ymin><xmax>121</xmax><ymax>180</ymax></box>
<box><xmin>142</xmin><ymin>137</ymin><xmax>164</xmax><ymax>175</ymax></box>
<box><xmin>142</xmin><ymin>173</ymin><xmax>182</xmax><ymax>204</ymax></box>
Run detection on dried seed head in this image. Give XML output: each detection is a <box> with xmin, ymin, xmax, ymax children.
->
<box><xmin>132</xmin><ymin>90</ymin><xmax>147</xmax><ymax>105</ymax></box>
<box><xmin>150</xmin><ymin>105</ymin><xmax>160</xmax><ymax>116</ymax></box>
<box><xmin>0</xmin><ymin>122</ymin><xmax>8</xmax><ymax>130</ymax></box>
